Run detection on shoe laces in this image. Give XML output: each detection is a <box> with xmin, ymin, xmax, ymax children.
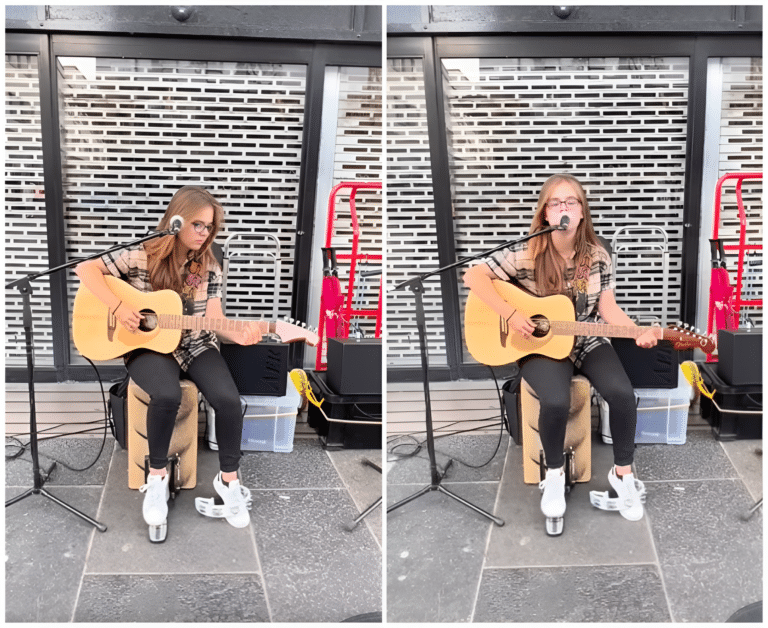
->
<box><xmin>619</xmin><ymin>475</ymin><xmax>639</xmax><ymax>507</ymax></box>
<box><xmin>539</xmin><ymin>469</ymin><xmax>564</xmax><ymax>493</ymax></box>
<box><xmin>139</xmin><ymin>476</ymin><xmax>167</xmax><ymax>504</ymax></box>
<box><xmin>222</xmin><ymin>480</ymin><xmax>247</xmax><ymax>513</ymax></box>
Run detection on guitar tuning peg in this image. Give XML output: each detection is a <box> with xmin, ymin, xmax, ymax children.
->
<box><xmin>695</xmin><ymin>328</ymin><xmax>701</xmax><ymax>334</ymax></box>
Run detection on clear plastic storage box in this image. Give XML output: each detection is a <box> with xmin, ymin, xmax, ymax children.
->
<box><xmin>600</xmin><ymin>366</ymin><xmax>693</xmax><ymax>445</ymax></box>
<box><xmin>206</xmin><ymin>376</ymin><xmax>301</xmax><ymax>453</ymax></box>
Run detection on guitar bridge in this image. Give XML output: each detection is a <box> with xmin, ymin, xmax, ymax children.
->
<box><xmin>499</xmin><ymin>316</ymin><xmax>510</xmax><ymax>347</ymax></box>
<box><xmin>107</xmin><ymin>312</ymin><xmax>117</xmax><ymax>342</ymax></box>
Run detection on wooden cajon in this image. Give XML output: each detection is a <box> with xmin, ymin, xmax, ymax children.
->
<box><xmin>127</xmin><ymin>378</ymin><xmax>198</xmax><ymax>490</ymax></box>
<box><xmin>521</xmin><ymin>375</ymin><xmax>591</xmax><ymax>484</ymax></box>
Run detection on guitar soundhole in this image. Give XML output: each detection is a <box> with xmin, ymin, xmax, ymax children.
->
<box><xmin>139</xmin><ymin>310</ymin><xmax>158</xmax><ymax>332</ymax></box>
<box><xmin>531</xmin><ymin>315</ymin><xmax>550</xmax><ymax>338</ymax></box>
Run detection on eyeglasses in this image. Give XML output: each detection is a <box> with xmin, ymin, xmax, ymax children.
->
<box><xmin>545</xmin><ymin>198</ymin><xmax>582</xmax><ymax>210</ymax></box>
<box><xmin>191</xmin><ymin>221</ymin><xmax>214</xmax><ymax>234</ymax></box>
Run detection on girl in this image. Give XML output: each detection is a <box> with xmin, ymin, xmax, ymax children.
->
<box><xmin>75</xmin><ymin>186</ymin><xmax>260</xmax><ymax>530</ymax></box>
<box><xmin>463</xmin><ymin>174</ymin><xmax>657</xmax><ymax>529</ymax></box>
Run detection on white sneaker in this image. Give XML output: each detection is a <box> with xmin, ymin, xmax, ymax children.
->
<box><xmin>213</xmin><ymin>472</ymin><xmax>251</xmax><ymax>529</ymax></box>
<box><xmin>539</xmin><ymin>467</ymin><xmax>566</xmax><ymax>519</ymax></box>
<box><xmin>608</xmin><ymin>467</ymin><xmax>644</xmax><ymax>521</ymax></box>
<box><xmin>139</xmin><ymin>473</ymin><xmax>170</xmax><ymax>527</ymax></box>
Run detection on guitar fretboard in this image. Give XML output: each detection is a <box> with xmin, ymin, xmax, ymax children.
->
<box><xmin>158</xmin><ymin>314</ymin><xmax>275</xmax><ymax>335</ymax></box>
<box><xmin>550</xmin><ymin>321</ymin><xmax>663</xmax><ymax>340</ymax></box>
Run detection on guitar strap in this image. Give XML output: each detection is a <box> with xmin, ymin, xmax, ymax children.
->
<box><xmin>572</xmin><ymin>249</ymin><xmax>592</xmax><ymax>316</ymax></box>
<box><xmin>181</xmin><ymin>260</ymin><xmax>203</xmax><ymax>315</ymax></box>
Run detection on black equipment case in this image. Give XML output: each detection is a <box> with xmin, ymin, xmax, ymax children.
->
<box><xmin>699</xmin><ymin>361</ymin><xmax>762</xmax><ymax>441</ymax></box>
<box><xmin>307</xmin><ymin>370</ymin><xmax>381</xmax><ymax>450</ymax></box>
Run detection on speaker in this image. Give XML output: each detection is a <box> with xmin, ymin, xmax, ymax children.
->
<box><xmin>612</xmin><ymin>338</ymin><xmax>678</xmax><ymax>388</ymax></box>
<box><xmin>220</xmin><ymin>342</ymin><xmax>288</xmax><ymax>396</ymax></box>
<box><xmin>327</xmin><ymin>338</ymin><xmax>382</xmax><ymax>395</ymax></box>
<box><xmin>717</xmin><ymin>328</ymin><xmax>762</xmax><ymax>386</ymax></box>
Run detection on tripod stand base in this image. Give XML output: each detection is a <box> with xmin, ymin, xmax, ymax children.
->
<box><xmin>6</xmin><ymin>487</ymin><xmax>108</xmax><ymax>532</ymax></box>
<box><xmin>387</xmin><ymin>483</ymin><xmax>504</xmax><ymax>526</ymax></box>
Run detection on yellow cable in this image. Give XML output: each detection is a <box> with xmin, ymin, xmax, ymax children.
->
<box><xmin>680</xmin><ymin>361</ymin><xmax>715</xmax><ymax>400</ymax></box>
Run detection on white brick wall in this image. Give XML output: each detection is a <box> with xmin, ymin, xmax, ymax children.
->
<box><xmin>56</xmin><ymin>57</ymin><xmax>307</xmax><ymax>365</ymax></box>
<box><xmin>716</xmin><ymin>57</ymin><xmax>762</xmax><ymax>326</ymax></box>
<box><xmin>443</xmin><ymin>56</ymin><xmax>691</xmax><ymax>363</ymax></box>
<box><xmin>328</xmin><ymin>66</ymin><xmax>382</xmax><ymax>340</ymax></box>
<box><xmin>387</xmin><ymin>57</ymin><xmax>449</xmax><ymax>366</ymax></box>
<box><xmin>5</xmin><ymin>55</ymin><xmax>53</xmax><ymax>366</ymax></box>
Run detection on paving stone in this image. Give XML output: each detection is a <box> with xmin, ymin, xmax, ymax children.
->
<box><xmin>326</xmin><ymin>448</ymin><xmax>382</xmax><ymax>545</ymax></box>
<box><xmin>73</xmin><ymin>574</ymin><xmax>269</xmax><ymax>622</ymax></box>
<box><xmin>633</xmin><ymin>430</ymin><xmax>738</xmax><ymax>481</ymax></box>
<box><xmin>387</xmin><ymin>482</ymin><xmax>499</xmax><ymax>623</ymax></box>
<box><xmin>474</xmin><ymin>565</ymin><xmax>670</xmax><ymax>622</ymax></box>
<box><xmin>486</xmin><ymin>435</ymin><xmax>657</xmax><ymax>568</ymax></box>
<box><xmin>6</xmin><ymin>486</ymin><xmax>103</xmax><ymax>622</ymax></box>
<box><xmin>719</xmin><ymin>438</ymin><xmax>763</xmax><ymax>501</ymax></box>
<box><xmin>85</xmin><ymin>447</ymin><xmax>260</xmax><ymax>575</ymax></box>
<box><xmin>237</xmin><ymin>438</ymin><xmax>344</xmax><ymax>489</ymax></box>
<box><xmin>252</xmin><ymin>488</ymin><xmax>381</xmax><ymax>622</ymax></box>
<box><xmin>387</xmin><ymin>433</ymin><xmax>509</xmax><ymax>485</ymax></box>
<box><xmin>645</xmin><ymin>479</ymin><xmax>763</xmax><ymax>622</ymax></box>
<box><xmin>5</xmin><ymin>436</ymin><xmax>114</xmax><ymax>487</ymax></box>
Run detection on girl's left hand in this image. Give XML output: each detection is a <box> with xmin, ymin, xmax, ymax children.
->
<box><xmin>233</xmin><ymin>322</ymin><xmax>262</xmax><ymax>346</ymax></box>
<box><xmin>635</xmin><ymin>328</ymin><xmax>659</xmax><ymax>349</ymax></box>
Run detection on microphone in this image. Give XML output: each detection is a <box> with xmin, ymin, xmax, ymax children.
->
<box><xmin>168</xmin><ymin>215</ymin><xmax>184</xmax><ymax>235</ymax></box>
<box><xmin>556</xmin><ymin>215</ymin><xmax>570</xmax><ymax>231</ymax></box>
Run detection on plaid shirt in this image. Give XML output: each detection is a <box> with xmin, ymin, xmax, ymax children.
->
<box><xmin>485</xmin><ymin>241</ymin><xmax>615</xmax><ymax>367</ymax></box>
<box><xmin>102</xmin><ymin>244</ymin><xmax>223</xmax><ymax>371</ymax></box>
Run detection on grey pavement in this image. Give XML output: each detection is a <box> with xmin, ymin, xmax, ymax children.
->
<box><xmin>6</xmin><ymin>435</ymin><xmax>382</xmax><ymax>623</ymax></box>
<box><xmin>386</xmin><ymin>428</ymin><xmax>762</xmax><ymax>623</ymax></box>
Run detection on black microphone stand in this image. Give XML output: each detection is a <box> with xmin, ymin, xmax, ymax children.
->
<box><xmin>387</xmin><ymin>223</ymin><xmax>565</xmax><ymax>525</ymax></box>
<box><xmin>6</xmin><ymin>227</ymin><xmax>178</xmax><ymax>531</ymax></box>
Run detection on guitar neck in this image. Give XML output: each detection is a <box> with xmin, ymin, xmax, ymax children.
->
<box><xmin>158</xmin><ymin>314</ymin><xmax>274</xmax><ymax>334</ymax></box>
<box><xmin>550</xmin><ymin>320</ymin><xmax>661</xmax><ymax>340</ymax></box>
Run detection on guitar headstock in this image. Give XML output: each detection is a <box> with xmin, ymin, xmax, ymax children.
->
<box><xmin>665</xmin><ymin>323</ymin><xmax>717</xmax><ymax>353</ymax></box>
<box><xmin>274</xmin><ymin>318</ymin><xmax>320</xmax><ymax>347</ymax></box>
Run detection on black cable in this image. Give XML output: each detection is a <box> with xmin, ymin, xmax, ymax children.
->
<box><xmin>388</xmin><ymin>415</ymin><xmax>503</xmax><ymax>445</ymax></box>
<box><xmin>5</xmin><ymin>357</ymin><xmax>111</xmax><ymax>473</ymax></box>
<box><xmin>387</xmin><ymin>367</ymin><xmax>507</xmax><ymax>470</ymax></box>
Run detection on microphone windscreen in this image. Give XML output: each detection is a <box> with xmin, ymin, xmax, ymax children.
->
<box><xmin>169</xmin><ymin>215</ymin><xmax>184</xmax><ymax>234</ymax></box>
<box><xmin>559</xmin><ymin>215</ymin><xmax>570</xmax><ymax>230</ymax></box>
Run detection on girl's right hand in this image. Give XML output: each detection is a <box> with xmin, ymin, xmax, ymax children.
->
<box><xmin>508</xmin><ymin>310</ymin><xmax>536</xmax><ymax>339</ymax></box>
<box><xmin>114</xmin><ymin>302</ymin><xmax>144</xmax><ymax>332</ymax></box>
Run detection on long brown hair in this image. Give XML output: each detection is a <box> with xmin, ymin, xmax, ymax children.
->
<box><xmin>144</xmin><ymin>186</ymin><xmax>224</xmax><ymax>293</ymax></box>
<box><xmin>527</xmin><ymin>174</ymin><xmax>600</xmax><ymax>296</ymax></box>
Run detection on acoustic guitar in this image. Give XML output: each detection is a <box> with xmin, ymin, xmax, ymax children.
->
<box><xmin>464</xmin><ymin>280</ymin><xmax>716</xmax><ymax>366</ymax></box>
<box><xmin>72</xmin><ymin>275</ymin><xmax>319</xmax><ymax>361</ymax></box>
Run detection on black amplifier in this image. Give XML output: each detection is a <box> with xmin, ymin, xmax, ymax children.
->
<box><xmin>327</xmin><ymin>337</ymin><xmax>382</xmax><ymax>395</ymax></box>
<box><xmin>220</xmin><ymin>342</ymin><xmax>288</xmax><ymax>396</ymax></box>
<box><xmin>717</xmin><ymin>328</ymin><xmax>762</xmax><ymax>386</ymax></box>
<box><xmin>612</xmin><ymin>338</ymin><xmax>678</xmax><ymax>388</ymax></box>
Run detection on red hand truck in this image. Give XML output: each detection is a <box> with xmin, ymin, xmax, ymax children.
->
<box><xmin>706</xmin><ymin>172</ymin><xmax>763</xmax><ymax>361</ymax></box>
<box><xmin>316</xmin><ymin>181</ymin><xmax>382</xmax><ymax>371</ymax></box>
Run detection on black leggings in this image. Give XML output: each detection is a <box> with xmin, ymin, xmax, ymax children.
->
<box><xmin>127</xmin><ymin>349</ymin><xmax>243</xmax><ymax>473</ymax></box>
<box><xmin>520</xmin><ymin>343</ymin><xmax>636</xmax><ymax>469</ymax></box>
